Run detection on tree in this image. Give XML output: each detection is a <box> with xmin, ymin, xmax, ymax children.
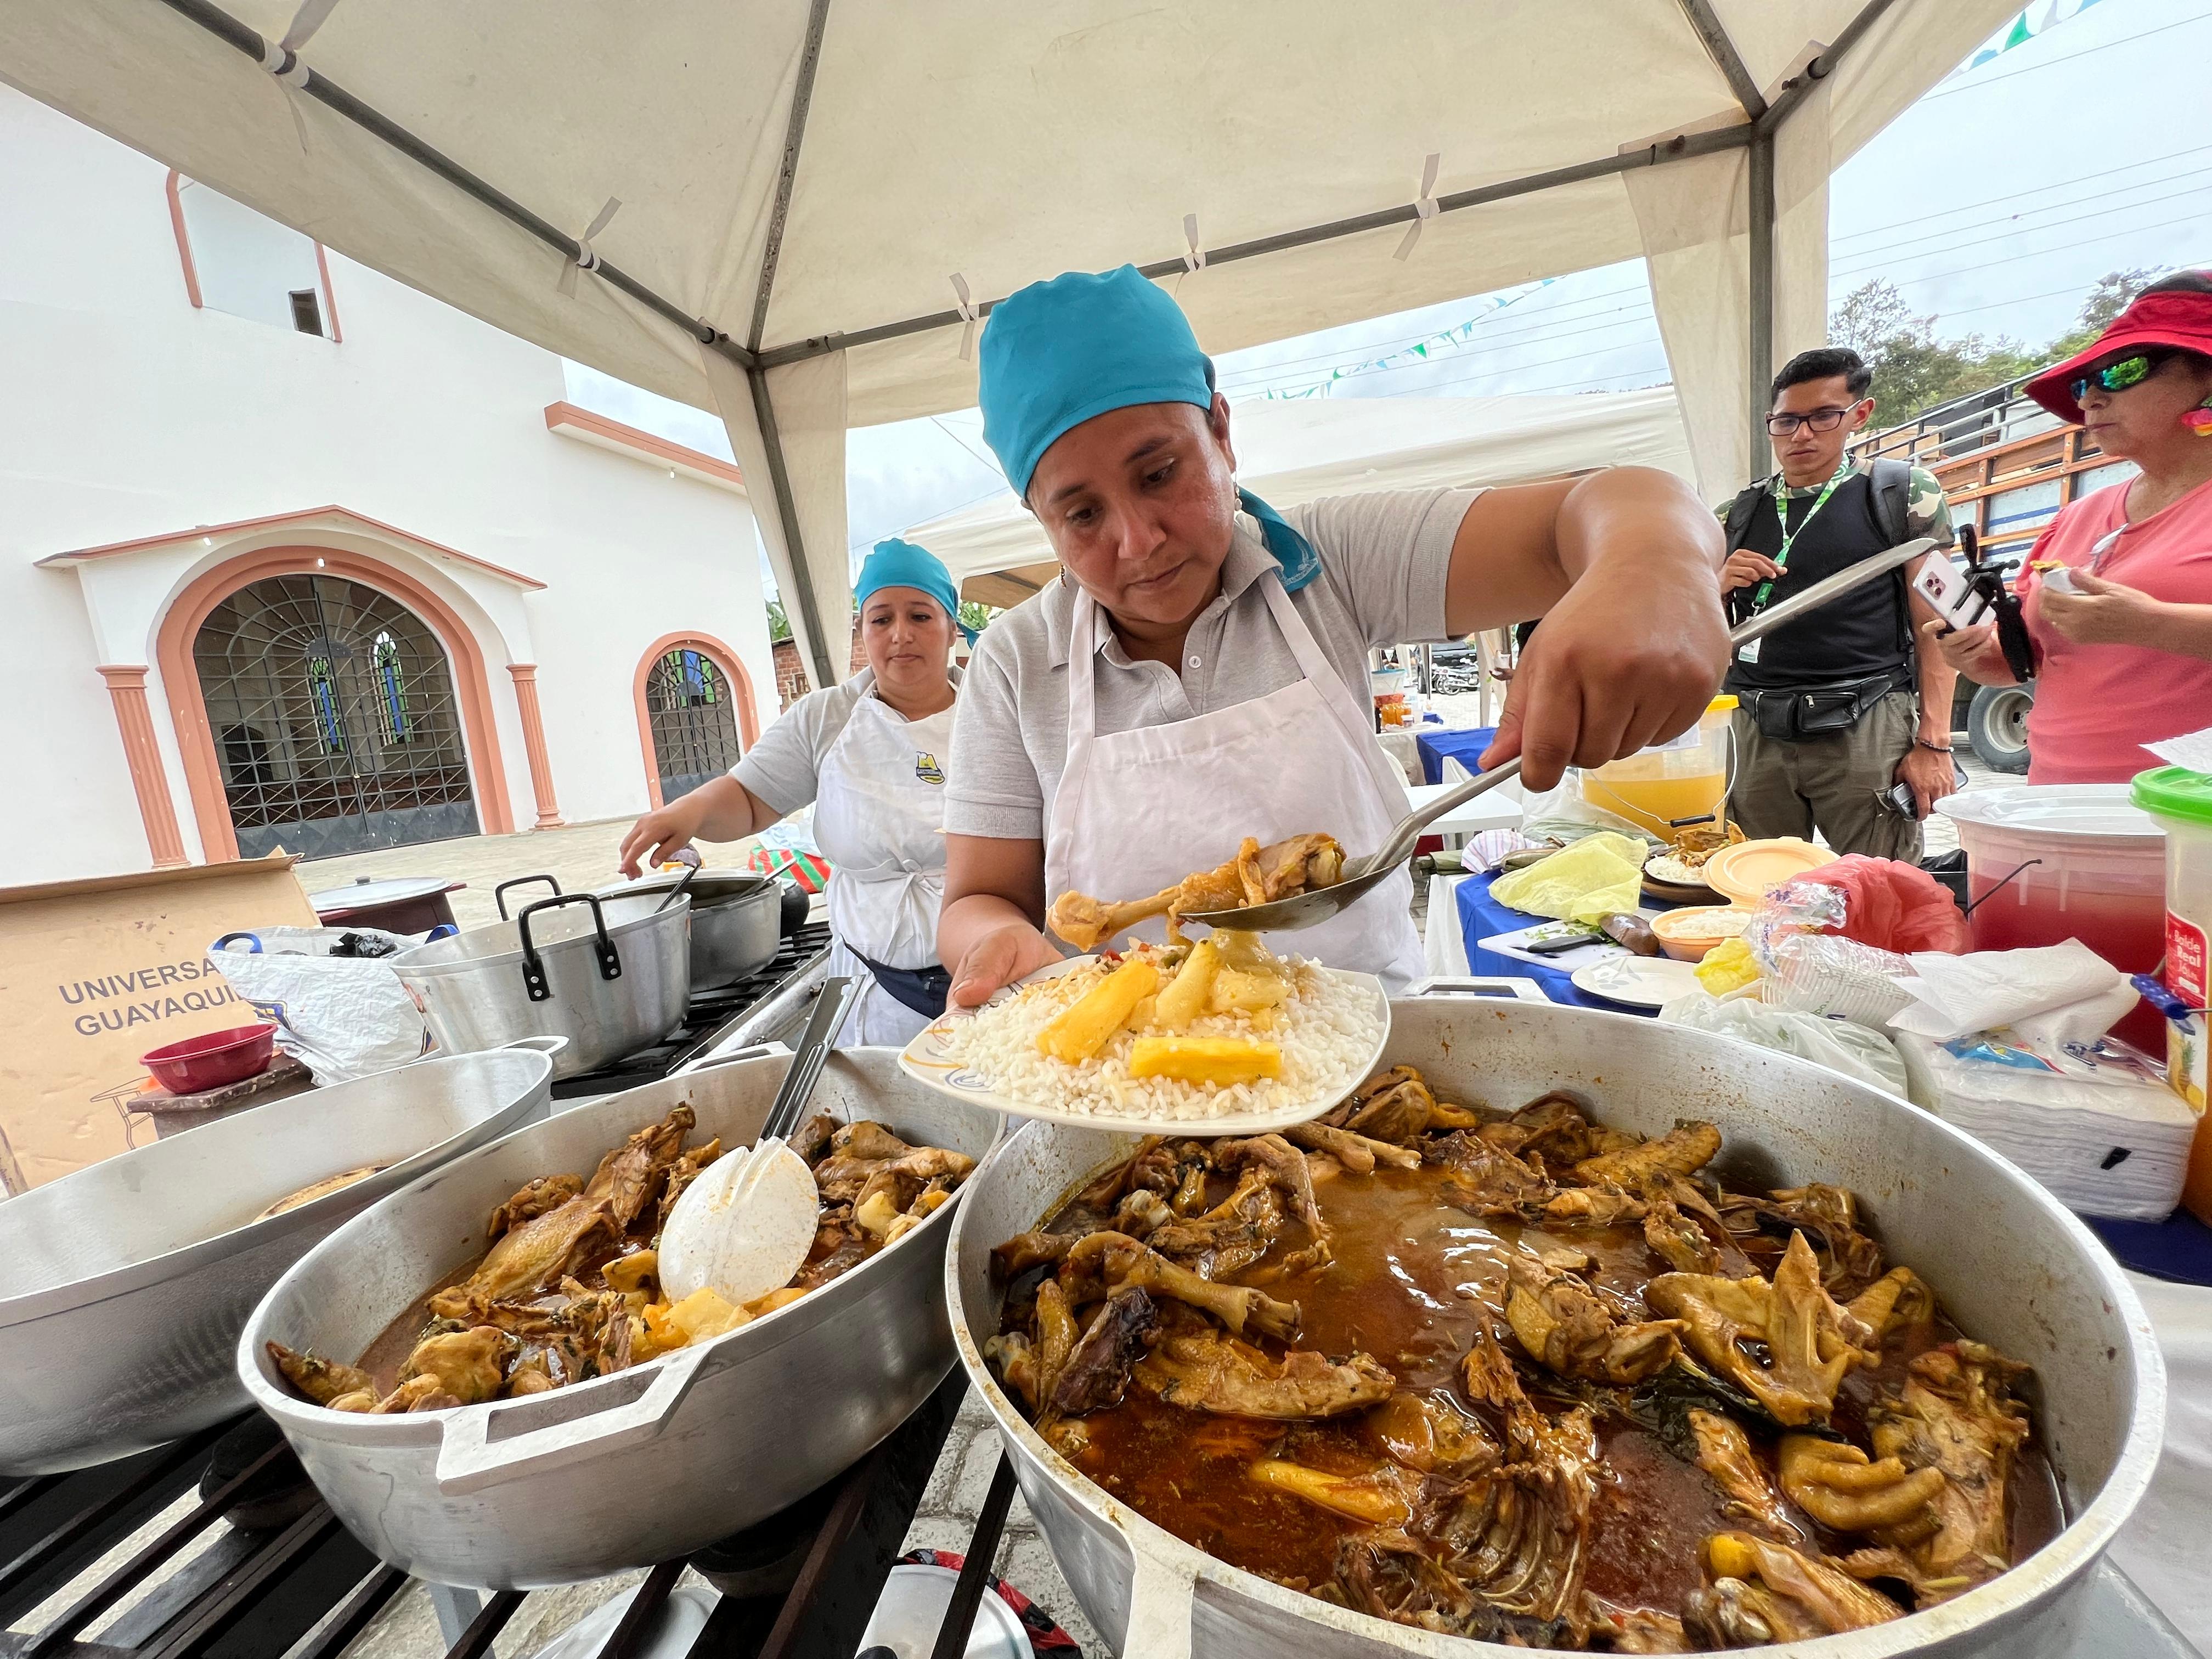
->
<box><xmin>1826</xmin><ymin>278</ymin><xmax>2055</xmax><ymax>427</ymax></box>
<box><xmin>2045</xmin><ymin>267</ymin><xmax>2160</xmax><ymax>362</ymax></box>
<box><xmin>957</xmin><ymin>599</ymin><xmax>1000</xmax><ymax>638</ymax></box>
<box><xmin>765</xmin><ymin>598</ymin><xmax>791</xmax><ymax>642</ymax></box>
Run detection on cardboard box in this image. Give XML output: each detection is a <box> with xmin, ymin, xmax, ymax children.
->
<box><xmin>0</xmin><ymin>855</ymin><xmax>317</xmax><ymax>1195</ymax></box>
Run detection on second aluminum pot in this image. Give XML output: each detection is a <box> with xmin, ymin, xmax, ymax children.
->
<box><xmin>598</xmin><ymin>868</ymin><xmax>781</xmax><ymax>991</ymax></box>
<box><xmin>947</xmin><ymin>992</ymin><xmax>2165</xmax><ymax>1659</ymax></box>
<box><xmin>394</xmin><ymin>880</ymin><xmax>690</xmax><ymax>1079</ymax></box>
<box><xmin>239</xmin><ymin>1045</ymin><xmax>1001</xmax><ymax>1588</ymax></box>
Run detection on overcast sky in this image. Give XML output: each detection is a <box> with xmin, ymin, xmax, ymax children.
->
<box><xmin>566</xmin><ymin>0</ymin><xmax>2212</xmax><ymax>592</ymax></box>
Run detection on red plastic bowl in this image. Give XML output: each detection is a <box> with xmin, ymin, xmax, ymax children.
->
<box><xmin>140</xmin><ymin>1023</ymin><xmax>279</xmax><ymax>1094</ymax></box>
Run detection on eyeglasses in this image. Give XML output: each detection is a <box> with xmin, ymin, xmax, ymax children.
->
<box><xmin>2070</xmin><ymin>351</ymin><xmax>2176</xmax><ymax>403</ymax></box>
<box><xmin>1765</xmin><ymin>407</ymin><xmax>1851</xmax><ymax>436</ymax></box>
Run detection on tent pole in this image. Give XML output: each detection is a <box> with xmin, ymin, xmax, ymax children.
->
<box><xmin>746</xmin><ymin>365</ymin><xmax>839</xmax><ymax>691</ymax></box>
<box><xmin>746</xmin><ymin>0</ymin><xmax>834</xmax><ymax>352</ymax></box>
<box><xmin>1673</xmin><ymin>0</ymin><xmax>1767</xmax><ymax>121</ymax></box>
<box><xmin>1747</xmin><ymin>130</ymin><xmax>1776</xmax><ymax>472</ymax></box>
<box><xmin>152</xmin><ymin>0</ymin><xmax>757</xmax><ymax>371</ymax></box>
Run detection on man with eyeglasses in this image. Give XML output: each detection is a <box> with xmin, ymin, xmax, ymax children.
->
<box><xmin>1716</xmin><ymin>347</ymin><xmax>1958</xmax><ymax>860</ymax></box>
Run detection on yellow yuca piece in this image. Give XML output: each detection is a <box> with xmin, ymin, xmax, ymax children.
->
<box><xmin>665</xmin><ymin>1286</ymin><xmax>751</xmax><ymax>1344</ymax></box>
<box><xmin>1127</xmin><ymin>1035</ymin><xmax>1282</xmax><ymax>1084</ymax></box>
<box><xmin>1153</xmin><ymin>938</ymin><xmax>1223</xmax><ymax>1031</ymax></box>
<box><xmin>1209</xmin><ymin>965</ymin><xmax>1290</xmax><ymax>1013</ymax></box>
<box><xmin>1037</xmin><ymin>958</ymin><xmax>1160</xmax><ymax>1061</ymax></box>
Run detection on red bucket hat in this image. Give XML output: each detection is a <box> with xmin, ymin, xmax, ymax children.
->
<box><xmin>2025</xmin><ymin>272</ymin><xmax>2212</xmax><ymax>424</ymax></box>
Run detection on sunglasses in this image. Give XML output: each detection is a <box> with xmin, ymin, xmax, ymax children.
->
<box><xmin>1764</xmin><ymin>407</ymin><xmax>1852</xmax><ymax>436</ymax></box>
<box><xmin>2070</xmin><ymin>351</ymin><xmax>2176</xmax><ymax>403</ymax></box>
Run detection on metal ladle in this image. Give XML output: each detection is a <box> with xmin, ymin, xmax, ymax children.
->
<box><xmin>1179</xmin><ymin>537</ymin><xmax>1936</xmax><ymax>934</ymax></box>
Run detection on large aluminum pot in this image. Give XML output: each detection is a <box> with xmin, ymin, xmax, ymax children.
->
<box><xmin>396</xmin><ymin>889</ymin><xmax>690</xmax><ymax>1079</ymax></box>
<box><xmin>599</xmin><ymin>869</ymin><xmax>780</xmax><ymax>991</ymax></box>
<box><xmin>240</xmin><ymin>1046</ymin><xmax>1002</xmax><ymax>1588</ymax></box>
<box><xmin>0</xmin><ymin>1039</ymin><xmax>558</xmax><ymax>1476</ymax></box>
<box><xmin>947</xmin><ymin>995</ymin><xmax>2165</xmax><ymax>1659</ymax></box>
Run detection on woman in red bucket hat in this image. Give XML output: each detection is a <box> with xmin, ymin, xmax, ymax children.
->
<box><xmin>1925</xmin><ymin>271</ymin><xmax>2212</xmax><ymax>783</ymax></box>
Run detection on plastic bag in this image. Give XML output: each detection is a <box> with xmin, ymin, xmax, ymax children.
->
<box><xmin>1513</xmin><ymin>770</ymin><xmax>1661</xmax><ymax>846</ymax></box>
<box><xmin>1662</xmin><ymin>989</ymin><xmax>1910</xmax><ymax>1097</ymax></box>
<box><xmin>1760</xmin><ymin>932</ymin><xmax>1915</xmax><ymax>1028</ymax></box>
<box><xmin>208</xmin><ymin>926</ymin><xmax>432</xmax><ymax>1085</ymax></box>
<box><xmin>1488</xmin><ymin>831</ymin><xmax>1645</xmax><ymax>922</ymax></box>
<box><xmin>1695</xmin><ymin>938</ymin><xmax>1761</xmax><ymax>995</ymax></box>
<box><xmin>1787</xmin><ymin>855</ymin><xmax>1971</xmax><ymax>955</ymax></box>
<box><xmin>746</xmin><ymin>807</ymin><xmax>835</xmax><ymax>894</ymax></box>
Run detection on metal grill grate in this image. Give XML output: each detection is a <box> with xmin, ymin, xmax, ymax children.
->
<box><xmin>644</xmin><ymin>651</ymin><xmax>744</xmax><ymax>805</ymax></box>
<box><xmin>194</xmin><ymin>575</ymin><xmax>478</xmax><ymax>859</ymax></box>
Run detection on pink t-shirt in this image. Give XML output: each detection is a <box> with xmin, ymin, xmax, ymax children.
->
<box><xmin>2016</xmin><ymin>475</ymin><xmax>2212</xmax><ymax>785</ymax></box>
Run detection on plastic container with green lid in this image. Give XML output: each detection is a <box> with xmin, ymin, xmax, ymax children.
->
<box><xmin>2132</xmin><ymin>765</ymin><xmax>2212</xmax><ymax>1220</ymax></box>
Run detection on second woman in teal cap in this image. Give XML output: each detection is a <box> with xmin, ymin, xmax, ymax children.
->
<box><xmin>939</xmin><ymin>264</ymin><xmax>1733</xmax><ymax>1000</ymax></box>
<box><xmin>622</xmin><ymin>539</ymin><xmax>967</xmax><ymax>1045</ymax></box>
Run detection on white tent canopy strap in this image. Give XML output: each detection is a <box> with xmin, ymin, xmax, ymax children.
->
<box><xmin>914</xmin><ymin>387</ymin><xmax>1697</xmax><ymax>593</ymax></box>
<box><xmin>0</xmin><ymin>0</ymin><xmax>2016</xmax><ymax>689</ymax></box>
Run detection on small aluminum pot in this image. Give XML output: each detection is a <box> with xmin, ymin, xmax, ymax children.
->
<box><xmin>395</xmin><ymin>887</ymin><xmax>690</xmax><ymax>1079</ymax></box>
<box><xmin>0</xmin><ymin>1040</ymin><xmax>558</xmax><ymax>1475</ymax></box>
<box><xmin>946</xmin><ymin>994</ymin><xmax>2164</xmax><ymax>1659</ymax></box>
<box><xmin>600</xmin><ymin>870</ymin><xmax>781</xmax><ymax>991</ymax></box>
<box><xmin>240</xmin><ymin>1046</ymin><xmax>1002</xmax><ymax>1589</ymax></box>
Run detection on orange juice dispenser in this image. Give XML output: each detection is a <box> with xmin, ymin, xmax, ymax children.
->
<box><xmin>1580</xmin><ymin>696</ymin><xmax>1736</xmax><ymax>842</ymax></box>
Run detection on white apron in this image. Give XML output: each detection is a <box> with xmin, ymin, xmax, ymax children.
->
<box><xmin>1045</xmin><ymin>569</ymin><xmax>1425</xmax><ymax>989</ymax></box>
<box><xmin>811</xmin><ymin>690</ymin><xmax>957</xmax><ymax>1047</ymax></box>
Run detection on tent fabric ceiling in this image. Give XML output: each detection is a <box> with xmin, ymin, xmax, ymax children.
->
<box><xmin>0</xmin><ymin>0</ymin><xmax>2016</xmax><ymax>687</ymax></box>
<box><xmin>912</xmin><ymin>386</ymin><xmax>1698</xmax><ymax>590</ymax></box>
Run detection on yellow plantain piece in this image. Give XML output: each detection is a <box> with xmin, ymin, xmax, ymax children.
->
<box><xmin>1128</xmin><ymin>1036</ymin><xmax>1282</xmax><ymax>1085</ymax></box>
<box><xmin>1153</xmin><ymin>938</ymin><xmax>1223</xmax><ymax>1031</ymax></box>
<box><xmin>1038</xmin><ymin>959</ymin><xmax>1160</xmax><ymax>1062</ymax></box>
<box><xmin>1209</xmin><ymin>966</ymin><xmax>1290</xmax><ymax>1014</ymax></box>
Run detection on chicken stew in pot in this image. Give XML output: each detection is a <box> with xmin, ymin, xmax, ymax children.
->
<box><xmin>269</xmin><ymin>1104</ymin><xmax>974</xmax><ymax>1414</ymax></box>
<box><xmin>985</xmin><ymin>1067</ymin><xmax>2058</xmax><ymax>1650</ymax></box>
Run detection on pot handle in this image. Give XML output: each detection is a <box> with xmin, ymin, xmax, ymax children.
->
<box><xmin>500</xmin><ymin>1034</ymin><xmax>571</xmax><ymax>1059</ymax></box>
<box><xmin>670</xmin><ymin>1040</ymin><xmax>791</xmax><ymax>1078</ymax></box>
<box><xmin>1121</xmin><ymin>1539</ymin><xmax>1197</xmax><ymax>1659</ymax></box>
<box><xmin>495</xmin><ymin>874</ymin><xmax>562</xmax><ymax>920</ymax></box>
<box><xmin>1403</xmin><ymin>973</ymin><xmax>1551</xmax><ymax>1003</ymax></box>
<box><xmin>432</xmin><ymin>1343</ymin><xmax>713</xmax><ymax>1495</ymax></box>
<box><xmin>514</xmin><ymin>893</ymin><xmax>622</xmax><ymax>1002</ymax></box>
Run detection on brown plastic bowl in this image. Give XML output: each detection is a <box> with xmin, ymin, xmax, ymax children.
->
<box><xmin>140</xmin><ymin>1023</ymin><xmax>279</xmax><ymax>1093</ymax></box>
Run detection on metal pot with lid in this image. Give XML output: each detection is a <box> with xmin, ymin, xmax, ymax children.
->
<box><xmin>599</xmin><ymin>867</ymin><xmax>782</xmax><ymax>991</ymax></box>
<box><xmin>393</xmin><ymin>876</ymin><xmax>691</xmax><ymax>1079</ymax></box>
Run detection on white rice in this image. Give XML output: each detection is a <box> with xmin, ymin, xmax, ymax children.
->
<box><xmin>934</xmin><ymin>955</ymin><xmax>1382</xmax><ymax>1124</ymax></box>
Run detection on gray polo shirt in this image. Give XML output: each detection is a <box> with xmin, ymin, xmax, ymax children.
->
<box><xmin>945</xmin><ymin>487</ymin><xmax>1479</xmax><ymax>841</ymax></box>
<box><xmin>733</xmin><ymin>665</ymin><xmax>963</xmax><ymax>816</ymax></box>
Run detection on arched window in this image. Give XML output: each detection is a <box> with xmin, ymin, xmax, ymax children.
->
<box><xmin>644</xmin><ymin>647</ymin><xmax>745</xmax><ymax>803</ymax></box>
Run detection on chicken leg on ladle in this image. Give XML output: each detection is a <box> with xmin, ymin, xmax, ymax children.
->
<box><xmin>1048</xmin><ymin>833</ymin><xmax>1345</xmax><ymax>951</ymax></box>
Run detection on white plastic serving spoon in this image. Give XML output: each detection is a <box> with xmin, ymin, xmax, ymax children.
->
<box><xmin>658</xmin><ymin>975</ymin><xmax>862</xmax><ymax>1308</ymax></box>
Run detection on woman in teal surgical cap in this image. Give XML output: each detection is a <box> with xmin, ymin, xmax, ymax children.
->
<box><xmin>620</xmin><ymin>539</ymin><xmax>967</xmax><ymax>1045</ymax></box>
<box><xmin>939</xmin><ymin>265</ymin><xmax>1730</xmax><ymax>1000</ymax></box>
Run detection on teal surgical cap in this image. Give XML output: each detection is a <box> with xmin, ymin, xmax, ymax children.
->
<box><xmin>977</xmin><ymin>265</ymin><xmax>1319</xmax><ymax>592</ymax></box>
<box><xmin>855</xmin><ymin>538</ymin><xmax>974</xmax><ymax>642</ymax></box>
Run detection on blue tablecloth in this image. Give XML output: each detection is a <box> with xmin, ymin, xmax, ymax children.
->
<box><xmin>1415</xmin><ymin>725</ymin><xmax>1498</xmax><ymax>787</ymax></box>
<box><xmin>2090</xmin><ymin>1210</ymin><xmax>2212</xmax><ymax>1288</ymax></box>
<box><xmin>1454</xmin><ymin>868</ymin><xmax>1627</xmax><ymax>1012</ymax></box>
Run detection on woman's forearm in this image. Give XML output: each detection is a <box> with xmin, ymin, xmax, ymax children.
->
<box><xmin>938</xmin><ymin>891</ymin><xmax>1041</xmax><ymax>964</ymax></box>
<box><xmin>687</xmin><ymin>776</ymin><xmax>780</xmax><ymax>842</ymax></box>
<box><xmin>2143</xmin><ymin>599</ymin><xmax>2212</xmax><ymax>662</ymax></box>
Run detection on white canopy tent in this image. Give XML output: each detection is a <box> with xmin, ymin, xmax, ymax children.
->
<box><xmin>1</xmin><ymin>0</ymin><xmax>2015</xmax><ymax>689</ymax></box>
<box><xmin>916</xmin><ymin>386</ymin><xmax>1697</xmax><ymax>601</ymax></box>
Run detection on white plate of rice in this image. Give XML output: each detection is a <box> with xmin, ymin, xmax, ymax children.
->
<box><xmin>898</xmin><ymin>952</ymin><xmax>1390</xmax><ymax>1133</ymax></box>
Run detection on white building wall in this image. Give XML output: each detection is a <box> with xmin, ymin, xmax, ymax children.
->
<box><xmin>0</xmin><ymin>86</ymin><xmax>776</xmax><ymax>883</ymax></box>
